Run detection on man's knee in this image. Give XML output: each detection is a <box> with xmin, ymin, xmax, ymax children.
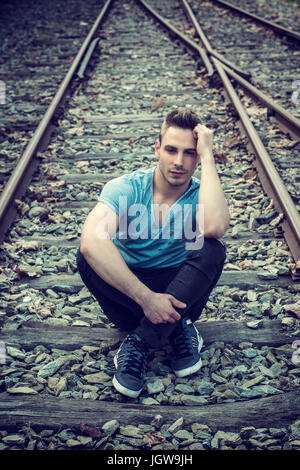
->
<box><xmin>184</xmin><ymin>237</ymin><xmax>226</xmax><ymax>280</ymax></box>
<box><xmin>186</xmin><ymin>237</ymin><xmax>226</xmax><ymax>261</ymax></box>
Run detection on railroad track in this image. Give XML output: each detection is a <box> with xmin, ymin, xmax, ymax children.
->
<box><xmin>0</xmin><ymin>0</ymin><xmax>299</xmax><ymax>452</ymax></box>
<box><xmin>0</xmin><ymin>0</ymin><xmax>107</xmax><ymax>197</ymax></box>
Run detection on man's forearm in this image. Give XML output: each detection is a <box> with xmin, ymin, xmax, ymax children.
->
<box><xmin>198</xmin><ymin>156</ymin><xmax>230</xmax><ymax>238</ymax></box>
<box><xmin>81</xmin><ymin>239</ymin><xmax>152</xmax><ymax>307</ymax></box>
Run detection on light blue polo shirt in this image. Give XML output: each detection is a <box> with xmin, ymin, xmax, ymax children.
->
<box><xmin>98</xmin><ymin>167</ymin><xmax>201</xmax><ymax>268</ymax></box>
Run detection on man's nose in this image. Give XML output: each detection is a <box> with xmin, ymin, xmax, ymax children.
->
<box><xmin>174</xmin><ymin>152</ymin><xmax>184</xmax><ymax>166</ymax></box>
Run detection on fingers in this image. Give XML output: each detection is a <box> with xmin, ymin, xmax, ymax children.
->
<box><xmin>169</xmin><ymin>295</ymin><xmax>186</xmax><ymax>310</ymax></box>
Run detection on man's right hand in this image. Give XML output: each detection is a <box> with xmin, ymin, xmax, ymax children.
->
<box><xmin>141</xmin><ymin>292</ymin><xmax>186</xmax><ymax>324</ymax></box>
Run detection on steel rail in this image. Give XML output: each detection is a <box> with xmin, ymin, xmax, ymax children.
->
<box><xmin>0</xmin><ymin>0</ymin><xmax>113</xmax><ymax>241</ymax></box>
<box><xmin>209</xmin><ymin>0</ymin><xmax>300</xmax><ymax>43</ymax></box>
<box><xmin>180</xmin><ymin>0</ymin><xmax>300</xmax><ymax>265</ymax></box>
<box><xmin>77</xmin><ymin>38</ymin><xmax>100</xmax><ymax>79</ymax></box>
<box><xmin>136</xmin><ymin>0</ymin><xmax>214</xmax><ymax>77</ymax></box>
<box><xmin>135</xmin><ymin>0</ymin><xmax>251</xmax><ymax>80</ymax></box>
<box><xmin>220</xmin><ymin>63</ymin><xmax>300</xmax><ymax>140</ymax></box>
<box><xmin>180</xmin><ymin>0</ymin><xmax>300</xmax><ymax>140</ymax></box>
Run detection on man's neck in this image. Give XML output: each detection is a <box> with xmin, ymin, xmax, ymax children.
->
<box><xmin>153</xmin><ymin>166</ymin><xmax>191</xmax><ymax>204</ymax></box>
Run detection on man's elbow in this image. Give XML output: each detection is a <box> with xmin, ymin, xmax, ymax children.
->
<box><xmin>203</xmin><ymin>219</ymin><xmax>230</xmax><ymax>239</ymax></box>
<box><xmin>204</xmin><ymin>227</ymin><xmax>226</xmax><ymax>239</ymax></box>
<box><xmin>79</xmin><ymin>238</ymin><xmax>90</xmax><ymax>257</ymax></box>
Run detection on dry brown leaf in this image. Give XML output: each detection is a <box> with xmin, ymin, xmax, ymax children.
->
<box><xmin>223</xmin><ymin>134</ymin><xmax>241</xmax><ymax>148</ymax></box>
<box><xmin>14</xmin><ymin>264</ymin><xmax>41</xmax><ymax>278</ymax></box>
<box><xmin>268</xmin><ymin>138</ymin><xmax>299</xmax><ymax>149</ymax></box>
<box><xmin>47</xmin><ymin>180</ymin><xmax>66</xmax><ymax>188</ymax></box>
<box><xmin>213</xmin><ymin>151</ymin><xmax>227</xmax><ymax>163</ymax></box>
<box><xmin>151</xmin><ymin>96</ymin><xmax>166</xmax><ymax>112</ymax></box>
<box><xmin>27</xmin><ymin>299</ymin><xmax>55</xmax><ymax>318</ymax></box>
<box><xmin>67</xmin><ymin>126</ymin><xmax>85</xmax><ymax>136</ymax></box>
<box><xmin>79</xmin><ymin>424</ymin><xmax>102</xmax><ymax>438</ymax></box>
<box><xmin>243</xmin><ymin>170</ymin><xmax>257</xmax><ymax>179</ymax></box>
<box><xmin>15</xmin><ymin>199</ymin><xmax>30</xmax><ymax>216</ymax></box>
<box><xmin>143</xmin><ymin>431</ymin><xmax>166</xmax><ymax>448</ymax></box>
<box><xmin>238</xmin><ymin>260</ymin><xmax>255</xmax><ymax>270</ymax></box>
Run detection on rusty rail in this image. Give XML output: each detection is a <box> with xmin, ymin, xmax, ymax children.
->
<box><xmin>180</xmin><ymin>0</ymin><xmax>300</xmax><ymax>265</ymax></box>
<box><xmin>0</xmin><ymin>0</ymin><xmax>113</xmax><ymax>242</ymax></box>
<box><xmin>210</xmin><ymin>0</ymin><xmax>300</xmax><ymax>43</ymax></box>
<box><xmin>136</xmin><ymin>0</ymin><xmax>251</xmax><ymax>80</ymax></box>
<box><xmin>136</xmin><ymin>0</ymin><xmax>300</xmax><ymax>265</ymax></box>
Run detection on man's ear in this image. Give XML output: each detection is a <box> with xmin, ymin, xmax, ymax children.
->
<box><xmin>154</xmin><ymin>139</ymin><xmax>160</xmax><ymax>157</ymax></box>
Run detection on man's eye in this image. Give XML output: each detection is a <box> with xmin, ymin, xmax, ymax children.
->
<box><xmin>187</xmin><ymin>152</ymin><xmax>197</xmax><ymax>157</ymax></box>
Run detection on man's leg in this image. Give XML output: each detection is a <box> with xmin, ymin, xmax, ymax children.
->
<box><xmin>76</xmin><ymin>249</ymin><xmax>179</xmax><ymax>397</ymax></box>
<box><xmin>135</xmin><ymin>238</ymin><xmax>226</xmax><ymax>345</ymax></box>
<box><xmin>76</xmin><ymin>249</ymin><xmax>143</xmax><ymax>331</ymax></box>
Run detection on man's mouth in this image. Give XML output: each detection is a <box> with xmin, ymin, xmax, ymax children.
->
<box><xmin>170</xmin><ymin>170</ymin><xmax>186</xmax><ymax>175</ymax></box>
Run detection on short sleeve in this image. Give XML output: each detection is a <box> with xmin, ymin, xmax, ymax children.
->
<box><xmin>98</xmin><ymin>174</ymin><xmax>135</xmax><ymax>216</ymax></box>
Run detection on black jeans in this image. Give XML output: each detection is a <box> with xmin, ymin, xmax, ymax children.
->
<box><xmin>76</xmin><ymin>238</ymin><xmax>226</xmax><ymax>348</ymax></box>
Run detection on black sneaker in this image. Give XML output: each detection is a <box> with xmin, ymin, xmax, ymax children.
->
<box><xmin>113</xmin><ymin>333</ymin><xmax>149</xmax><ymax>398</ymax></box>
<box><xmin>169</xmin><ymin>317</ymin><xmax>203</xmax><ymax>377</ymax></box>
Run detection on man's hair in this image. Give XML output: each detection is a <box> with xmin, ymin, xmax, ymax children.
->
<box><xmin>159</xmin><ymin>108</ymin><xmax>202</xmax><ymax>143</ymax></box>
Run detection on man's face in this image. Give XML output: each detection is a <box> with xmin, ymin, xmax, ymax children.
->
<box><xmin>155</xmin><ymin>126</ymin><xmax>199</xmax><ymax>188</ymax></box>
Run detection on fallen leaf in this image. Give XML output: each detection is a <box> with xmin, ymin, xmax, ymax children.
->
<box><xmin>238</xmin><ymin>260</ymin><xmax>255</xmax><ymax>270</ymax></box>
<box><xmin>79</xmin><ymin>424</ymin><xmax>102</xmax><ymax>438</ymax></box>
<box><xmin>151</xmin><ymin>96</ymin><xmax>166</xmax><ymax>111</ymax></box>
<box><xmin>27</xmin><ymin>299</ymin><xmax>55</xmax><ymax>318</ymax></box>
<box><xmin>14</xmin><ymin>264</ymin><xmax>42</xmax><ymax>278</ymax></box>
<box><xmin>67</xmin><ymin>126</ymin><xmax>85</xmax><ymax>136</ymax></box>
<box><xmin>243</xmin><ymin>170</ymin><xmax>257</xmax><ymax>179</ymax></box>
<box><xmin>143</xmin><ymin>431</ymin><xmax>166</xmax><ymax>448</ymax></box>
<box><xmin>15</xmin><ymin>199</ymin><xmax>30</xmax><ymax>216</ymax></box>
<box><xmin>223</xmin><ymin>134</ymin><xmax>241</xmax><ymax>148</ymax></box>
<box><xmin>213</xmin><ymin>151</ymin><xmax>227</xmax><ymax>163</ymax></box>
<box><xmin>47</xmin><ymin>180</ymin><xmax>66</xmax><ymax>188</ymax></box>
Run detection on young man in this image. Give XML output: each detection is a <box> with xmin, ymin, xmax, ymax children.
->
<box><xmin>77</xmin><ymin>108</ymin><xmax>230</xmax><ymax>398</ymax></box>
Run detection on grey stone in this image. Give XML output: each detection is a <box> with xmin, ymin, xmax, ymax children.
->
<box><xmin>242</xmin><ymin>348</ymin><xmax>257</xmax><ymax>359</ymax></box>
<box><xmin>174</xmin><ymin>383</ymin><xmax>194</xmax><ymax>394</ymax></box>
<box><xmin>119</xmin><ymin>425</ymin><xmax>143</xmax><ymax>439</ymax></box>
<box><xmin>173</xmin><ymin>429</ymin><xmax>194</xmax><ymax>441</ymax></box>
<box><xmin>167</xmin><ymin>417</ymin><xmax>184</xmax><ymax>433</ymax></box>
<box><xmin>2</xmin><ymin>434</ymin><xmax>26</xmax><ymax>446</ymax></box>
<box><xmin>197</xmin><ymin>379</ymin><xmax>214</xmax><ymax>395</ymax></box>
<box><xmin>194</xmin><ymin>430</ymin><xmax>212</xmax><ymax>440</ymax></box>
<box><xmin>146</xmin><ymin>379</ymin><xmax>164</xmax><ymax>394</ymax></box>
<box><xmin>181</xmin><ymin>395</ymin><xmax>208</xmax><ymax>406</ymax></box>
<box><xmin>28</xmin><ymin>206</ymin><xmax>48</xmax><ymax>219</ymax></box>
<box><xmin>102</xmin><ymin>419</ymin><xmax>120</xmax><ymax>436</ymax></box>
<box><xmin>37</xmin><ymin>359</ymin><xmax>64</xmax><ymax>378</ymax></box>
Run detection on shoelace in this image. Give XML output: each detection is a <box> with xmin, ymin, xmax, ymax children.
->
<box><xmin>120</xmin><ymin>335</ymin><xmax>148</xmax><ymax>379</ymax></box>
<box><xmin>172</xmin><ymin>323</ymin><xmax>194</xmax><ymax>359</ymax></box>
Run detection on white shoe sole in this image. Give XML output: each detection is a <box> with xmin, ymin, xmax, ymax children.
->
<box><xmin>112</xmin><ymin>375</ymin><xmax>142</xmax><ymax>398</ymax></box>
<box><xmin>173</xmin><ymin>334</ymin><xmax>203</xmax><ymax>378</ymax></box>
<box><xmin>113</xmin><ymin>354</ymin><xmax>143</xmax><ymax>398</ymax></box>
